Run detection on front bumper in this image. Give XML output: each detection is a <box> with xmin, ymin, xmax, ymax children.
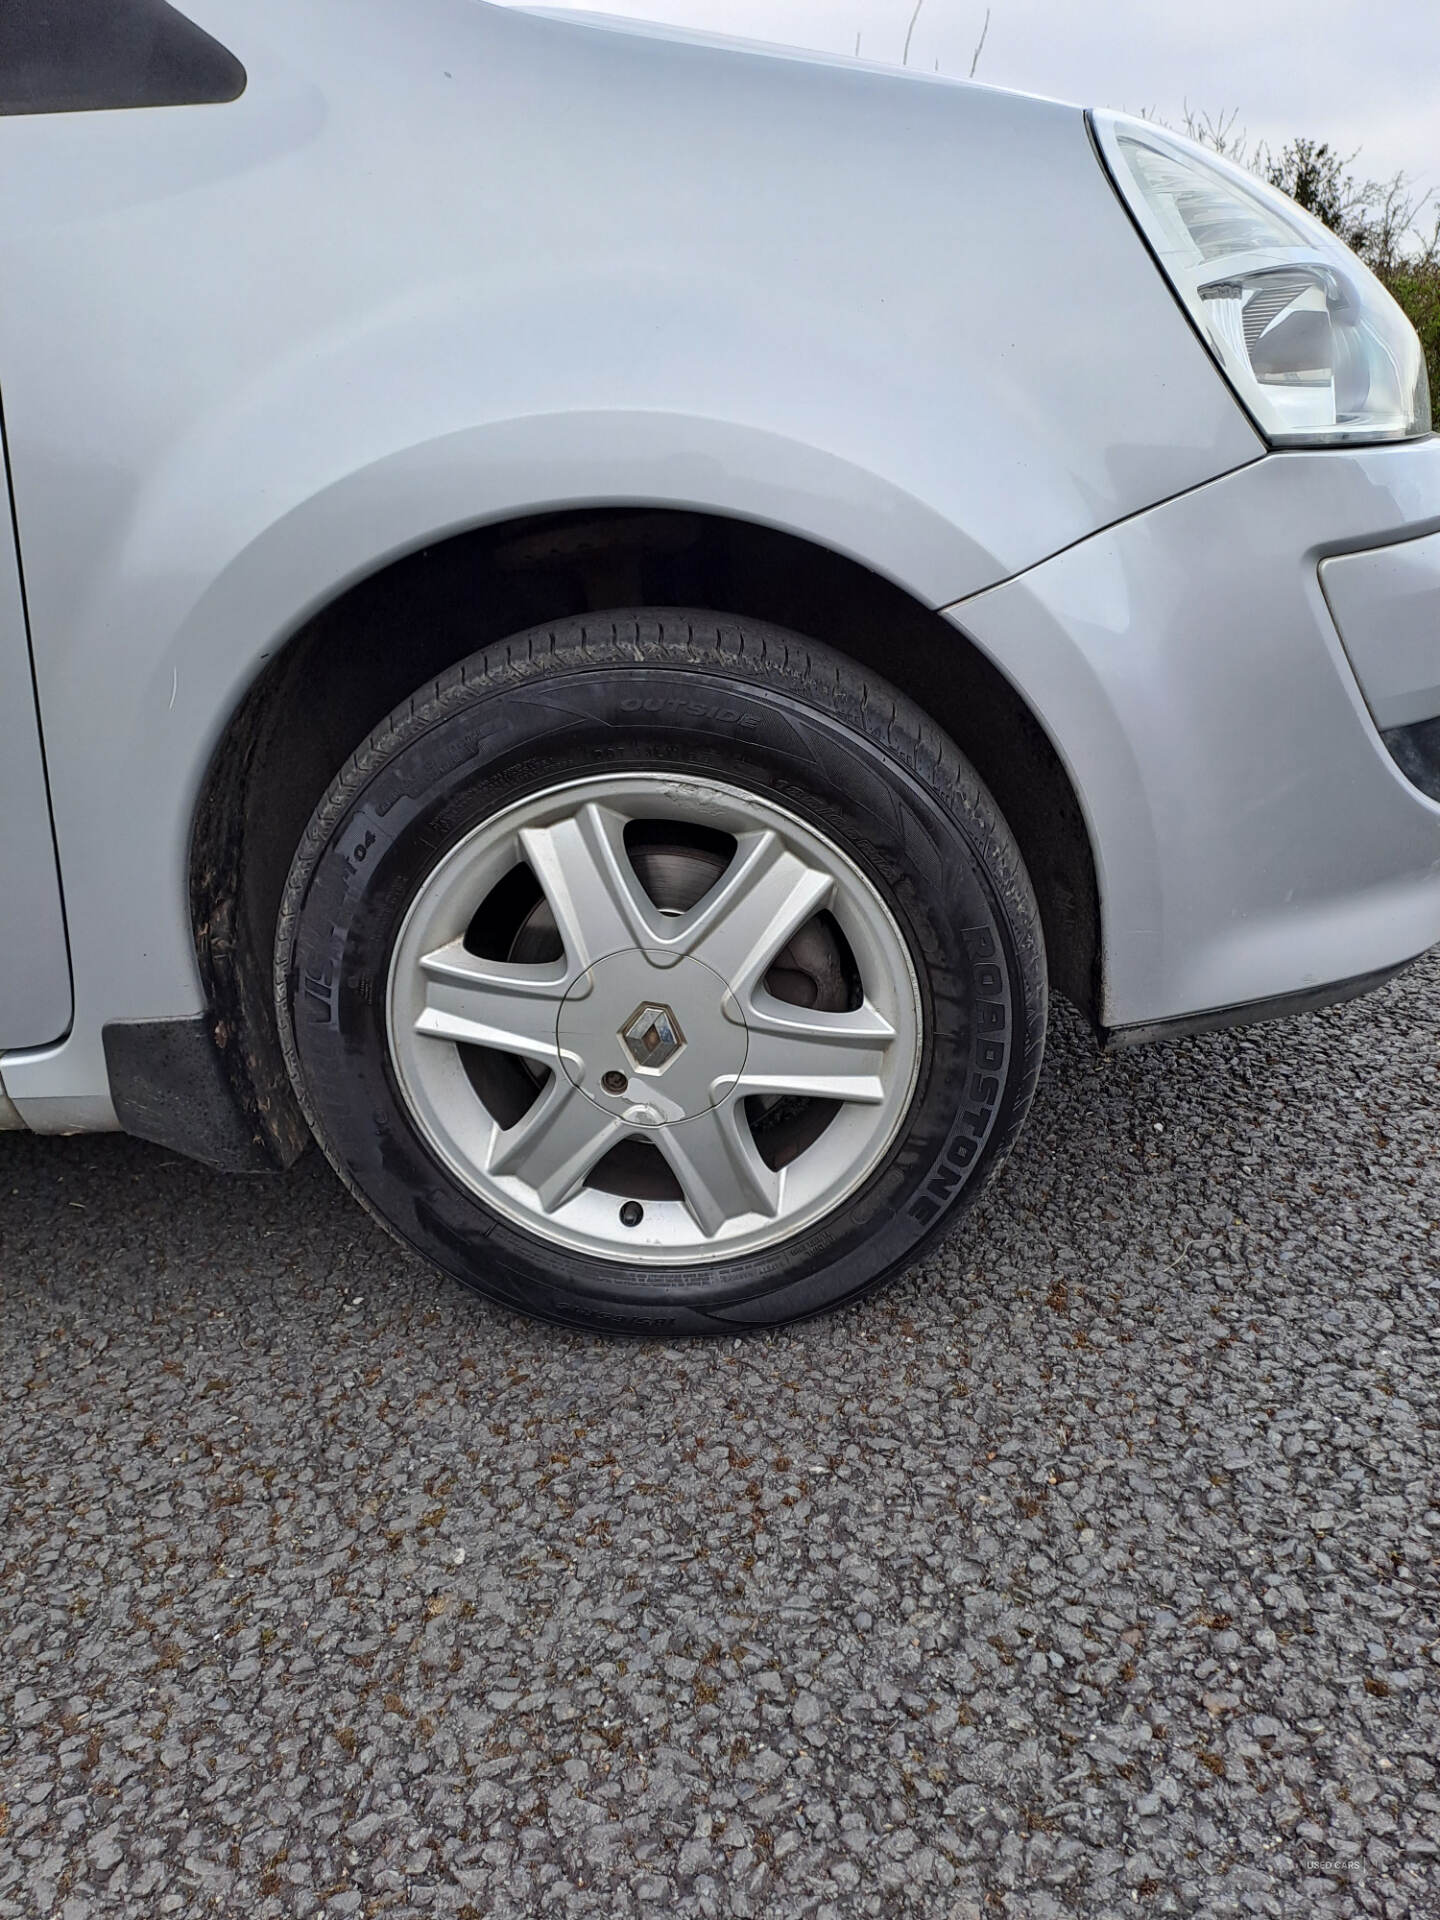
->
<box><xmin>950</xmin><ymin>436</ymin><xmax>1440</xmax><ymax>1034</ymax></box>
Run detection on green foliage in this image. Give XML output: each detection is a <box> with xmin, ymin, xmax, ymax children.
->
<box><xmin>1385</xmin><ymin>264</ymin><xmax>1440</xmax><ymax>429</ymax></box>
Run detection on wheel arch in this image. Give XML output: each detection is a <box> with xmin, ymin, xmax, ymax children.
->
<box><xmin>190</xmin><ymin>507</ymin><xmax>1102</xmax><ymax>1164</ymax></box>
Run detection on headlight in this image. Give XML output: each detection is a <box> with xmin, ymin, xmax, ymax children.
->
<box><xmin>1091</xmin><ymin>111</ymin><xmax>1431</xmax><ymax>447</ymax></box>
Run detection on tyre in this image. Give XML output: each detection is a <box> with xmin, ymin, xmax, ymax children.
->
<box><xmin>274</xmin><ymin>612</ymin><xmax>1046</xmax><ymax>1332</ymax></box>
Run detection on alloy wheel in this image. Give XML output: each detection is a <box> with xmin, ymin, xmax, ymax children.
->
<box><xmin>386</xmin><ymin>773</ymin><xmax>923</xmax><ymax>1264</ymax></box>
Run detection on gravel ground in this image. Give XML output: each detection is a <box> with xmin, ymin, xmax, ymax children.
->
<box><xmin>2</xmin><ymin>954</ymin><xmax>1438</xmax><ymax>1920</ymax></box>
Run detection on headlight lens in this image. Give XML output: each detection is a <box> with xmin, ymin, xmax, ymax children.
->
<box><xmin>1092</xmin><ymin>112</ymin><xmax>1431</xmax><ymax>446</ymax></box>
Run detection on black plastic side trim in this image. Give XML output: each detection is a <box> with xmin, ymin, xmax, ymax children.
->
<box><xmin>1382</xmin><ymin>716</ymin><xmax>1440</xmax><ymax>804</ymax></box>
<box><xmin>1102</xmin><ymin>958</ymin><xmax>1416</xmax><ymax>1051</ymax></box>
<box><xmin>103</xmin><ymin>1015</ymin><xmax>277</xmax><ymax>1172</ymax></box>
<box><xmin>0</xmin><ymin>1</ymin><xmax>246</xmax><ymax>117</ymax></box>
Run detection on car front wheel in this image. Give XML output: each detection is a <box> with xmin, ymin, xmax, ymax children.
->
<box><xmin>275</xmin><ymin>612</ymin><xmax>1045</xmax><ymax>1332</ymax></box>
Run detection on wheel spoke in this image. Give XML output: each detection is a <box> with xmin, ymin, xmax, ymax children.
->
<box><xmin>487</xmin><ymin>1077</ymin><xmax>626</xmax><ymax>1212</ymax></box>
<box><xmin>519</xmin><ymin>803</ymin><xmax>665</xmax><ymax>970</ymax></box>
<box><xmin>653</xmin><ymin>1100</ymin><xmax>782</xmax><ymax>1238</ymax></box>
<box><xmin>413</xmin><ymin>940</ymin><xmax>567</xmax><ymax>1068</ymax></box>
<box><xmin>679</xmin><ymin>830</ymin><xmax>834</xmax><ymax>991</ymax></box>
<box><xmin>729</xmin><ymin>996</ymin><xmax>895</xmax><ymax>1105</ymax></box>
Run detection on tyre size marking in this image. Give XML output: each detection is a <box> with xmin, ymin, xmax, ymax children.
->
<box><xmin>301</xmin><ymin>967</ymin><xmax>340</xmax><ymax>1028</ymax></box>
<box><xmin>909</xmin><ymin>926</ymin><xmax>1012</xmax><ymax>1230</ymax></box>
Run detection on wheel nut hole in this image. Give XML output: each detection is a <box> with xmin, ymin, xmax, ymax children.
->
<box><xmin>619</xmin><ymin>1201</ymin><xmax>644</xmax><ymax>1228</ymax></box>
<box><xmin>602</xmin><ymin>1070</ymin><xmax>629</xmax><ymax>1094</ymax></box>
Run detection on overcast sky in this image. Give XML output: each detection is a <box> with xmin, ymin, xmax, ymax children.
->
<box><xmin>535</xmin><ymin>0</ymin><xmax>1438</xmax><ymax>198</ymax></box>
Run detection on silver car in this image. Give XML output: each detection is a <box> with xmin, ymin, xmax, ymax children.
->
<box><xmin>2</xmin><ymin>0</ymin><xmax>1436</xmax><ymax>1330</ymax></box>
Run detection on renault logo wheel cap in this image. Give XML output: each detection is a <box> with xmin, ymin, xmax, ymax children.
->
<box><xmin>621</xmin><ymin>1003</ymin><xmax>685</xmax><ymax>1071</ymax></box>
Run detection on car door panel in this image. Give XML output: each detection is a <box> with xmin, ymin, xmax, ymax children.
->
<box><xmin>0</xmin><ymin>415</ymin><xmax>71</xmax><ymax>1047</ymax></box>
